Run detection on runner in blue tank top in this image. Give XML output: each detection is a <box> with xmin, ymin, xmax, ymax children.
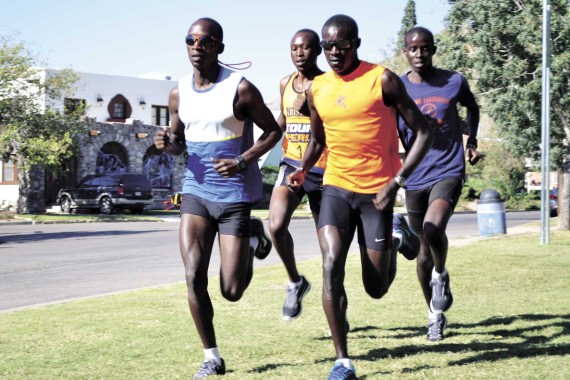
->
<box><xmin>153</xmin><ymin>17</ymin><xmax>281</xmax><ymax>379</ymax></box>
<box><xmin>397</xmin><ymin>26</ymin><xmax>480</xmax><ymax>342</ymax></box>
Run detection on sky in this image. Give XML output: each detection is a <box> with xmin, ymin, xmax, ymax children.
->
<box><xmin>1</xmin><ymin>0</ymin><xmax>451</xmax><ymax>102</ymax></box>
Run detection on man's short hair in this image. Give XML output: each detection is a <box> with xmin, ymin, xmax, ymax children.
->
<box><xmin>322</xmin><ymin>14</ymin><xmax>359</xmax><ymax>39</ymax></box>
<box><xmin>404</xmin><ymin>26</ymin><xmax>434</xmax><ymax>47</ymax></box>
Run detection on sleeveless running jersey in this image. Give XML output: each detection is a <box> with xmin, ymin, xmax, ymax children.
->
<box><xmin>397</xmin><ymin>69</ymin><xmax>470</xmax><ymax>190</ymax></box>
<box><xmin>311</xmin><ymin>61</ymin><xmax>401</xmax><ymax>194</ymax></box>
<box><xmin>177</xmin><ymin>67</ymin><xmax>262</xmax><ymax>203</ymax></box>
<box><xmin>281</xmin><ymin>72</ymin><xmax>327</xmax><ymax>174</ymax></box>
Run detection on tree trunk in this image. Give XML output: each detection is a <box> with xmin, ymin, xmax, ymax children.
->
<box><xmin>17</xmin><ymin>163</ymin><xmax>46</xmax><ymax>214</ymax></box>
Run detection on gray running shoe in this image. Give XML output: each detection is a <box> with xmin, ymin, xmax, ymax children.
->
<box><xmin>327</xmin><ymin>363</ymin><xmax>357</xmax><ymax>380</ymax></box>
<box><xmin>430</xmin><ymin>271</ymin><xmax>454</xmax><ymax>312</ymax></box>
<box><xmin>250</xmin><ymin>217</ymin><xmax>272</xmax><ymax>260</ymax></box>
<box><xmin>393</xmin><ymin>213</ymin><xmax>420</xmax><ymax>260</ymax></box>
<box><xmin>427</xmin><ymin>313</ymin><xmax>448</xmax><ymax>342</ymax></box>
<box><xmin>193</xmin><ymin>358</ymin><xmax>226</xmax><ymax>379</ymax></box>
<box><xmin>282</xmin><ymin>275</ymin><xmax>311</xmax><ymax>320</ymax></box>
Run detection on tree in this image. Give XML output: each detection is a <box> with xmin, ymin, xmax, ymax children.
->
<box><xmin>397</xmin><ymin>0</ymin><xmax>418</xmax><ymax>50</ymax></box>
<box><xmin>438</xmin><ymin>0</ymin><xmax>570</xmax><ymax>230</ymax></box>
<box><xmin>0</xmin><ymin>36</ymin><xmax>87</xmax><ymax>213</ymax></box>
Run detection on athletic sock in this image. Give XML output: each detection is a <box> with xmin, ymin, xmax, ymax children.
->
<box><xmin>289</xmin><ymin>276</ymin><xmax>303</xmax><ymax>287</ymax></box>
<box><xmin>249</xmin><ymin>236</ymin><xmax>259</xmax><ymax>251</ymax></box>
<box><xmin>392</xmin><ymin>231</ymin><xmax>403</xmax><ymax>248</ymax></box>
<box><xmin>335</xmin><ymin>358</ymin><xmax>355</xmax><ymax>372</ymax></box>
<box><xmin>204</xmin><ymin>347</ymin><xmax>221</xmax><ymax>365</ymax></box>
<box><xmin>432</xmin><ymin>268</ymin><xmax>447</xmax><ymax>280</ymax></box>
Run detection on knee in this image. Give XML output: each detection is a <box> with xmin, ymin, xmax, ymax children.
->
<box><xmin>268</xmin><ymin>216</ymin><xmax>287</xmax><ymax>239</ymax></box>
<box><xmin>220</xmin><ymin>283</ymin><xmax>244</xmax><ymax>302</ymax></box>
<box><xmin>423</xmin><ymin>221</ymin><xmax>443</xmax><ymax>242</ymax></box>
<box><xmin>364</xmin><ymin>283</ymin><xmax>388</xmax><ymax>299</ymax></box>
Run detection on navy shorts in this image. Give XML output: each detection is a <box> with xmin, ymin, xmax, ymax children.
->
<box><xmin>405</xmin><ymin>177</ymin><xmax>463</xmax><ymax>234</ymax></box>
<box><xmin>318</xmin><ymin>185</ymin><xmax>393</xmax><ymax>251</ymax></box>
<box><xmin>180</xmin><ymin>193</ymin><xmax>252</xmax><ymax>237</ymax></box>
<box><xmin>275</xmin><ymin>163</ymin><xmax>323</xmax><ymax>214</ymax></box>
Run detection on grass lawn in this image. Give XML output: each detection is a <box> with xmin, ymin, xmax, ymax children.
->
<box><xmin>1</xmin><ymin>228</ymin><xmax>569</xmax><ymax>379</ymax></box>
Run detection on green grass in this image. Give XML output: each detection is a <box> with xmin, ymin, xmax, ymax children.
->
<box><xmin>1</xmin><ymin>229</ymin><xmax>569</xmax><ymax>379</ymax></box>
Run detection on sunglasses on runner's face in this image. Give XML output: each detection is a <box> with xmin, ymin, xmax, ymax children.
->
<box><xmin>320</xmin><ymin>38</ymin><xmax>356</xmax><ymax>50</ymax></box>
<box><xmin>185</xmin><ymin>34</ymin><xmax>221</xmax><ymax>47</ymax></box>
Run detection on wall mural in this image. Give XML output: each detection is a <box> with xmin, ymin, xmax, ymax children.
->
<box><xmin>144</xmin><ymin>152</ymin><xmax>173</xmax><ymax>189</ymax></box>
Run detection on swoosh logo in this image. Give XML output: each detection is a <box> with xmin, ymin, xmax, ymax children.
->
<box><xmin>375</xmin><ymin>238</ymin><xmax>385</xmax><ymax>242</ymax></box>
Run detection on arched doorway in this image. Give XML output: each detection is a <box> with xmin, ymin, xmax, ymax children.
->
<box><xmin>96</xmin><ymin>142</ymin><xmax>128</xmax><ymax>173</ymax></box>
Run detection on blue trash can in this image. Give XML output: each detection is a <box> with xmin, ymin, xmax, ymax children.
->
<box><xmin>477</xmin><ymin>189</ymin><xmax>507</xmax><ymax>236</ymax></box>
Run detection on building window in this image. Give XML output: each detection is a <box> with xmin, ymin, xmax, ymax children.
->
<box><xmin>1</xmin><ymin>159</ymin><xmax>17</xmax><ymax>184</ymax></box>
<box><xmin>112</xmin><ymin>102</ymin><xmax>126</xmax><ymax>118</ymax></box>
<box><xmin>64</xmin><ymin>98</ymin><xmax>86</xmax><ymax>115</ymax></box>
<box><xmin>151</xmin><ymin>106</ymin><xmax>170</xmax><ymax>126</ymax></box>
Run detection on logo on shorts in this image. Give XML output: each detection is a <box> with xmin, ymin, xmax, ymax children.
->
<box><xmin>374</xmin><ymin>238</ymin><xmax>385</xmax><ymax>242</ymax></box>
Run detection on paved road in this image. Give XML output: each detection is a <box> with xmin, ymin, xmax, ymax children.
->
<box><xmin>0</xmin><ymin>211</ymin><xmax>540</xmax><ymax>312</ymax></box>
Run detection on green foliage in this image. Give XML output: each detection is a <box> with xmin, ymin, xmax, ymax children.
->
<box><xmin>439</xmin><ymin>0</ymin><xmax>570</xmax><ymax>168</ymax></box>
<box><xmin>0</xmin><ymin>35</ymin><xmax>86</xmax><ymax>174</ymax></box>
<box><xmin>259</xmin><ymin>165</ymin><xmax>279</xmax><ymax>209</ymax></box>
<box><xmin>397</xmin><ymin>0</ymin><xmax>417</xmax><ymax>49</ymax></box>
<box><xmin>462</xmin><ymin>140</ymin><xmax>527</xmax><ymax>204</ymax></box>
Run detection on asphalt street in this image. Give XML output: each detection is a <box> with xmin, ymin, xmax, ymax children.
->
<box><xmin>0</xmin><ymin>211</ymin><xmax>540</xmax><ymax>312</ymax></box>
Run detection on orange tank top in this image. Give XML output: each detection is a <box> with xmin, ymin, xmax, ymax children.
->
<box><xmin>311</xmin><ymin>62</ymin><xmax>401</xmax><ymax>193</ymax></box>
<box><xmin>281</xmin><ymin>72</ymin><xmax>327</xmax><ymax>173</ymax></box>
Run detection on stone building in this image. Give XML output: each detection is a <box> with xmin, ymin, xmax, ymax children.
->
<box><xmin>0</xmin><ymin>69</ymin><xmax>281</xmax><ymax>212</ymax></box>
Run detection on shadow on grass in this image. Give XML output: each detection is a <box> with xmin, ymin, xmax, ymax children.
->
<box><xmin>353</xmin><ymin>313</ymin><xmax>570</xmax><ymax>378</ymax></box>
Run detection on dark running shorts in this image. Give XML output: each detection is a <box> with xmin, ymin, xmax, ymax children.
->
<box><xmin>317</xmin><ymin>185</ymin><xmax>393</xmax><ymax>251</ymax></box>
<box><xmin>180</xmin><ymin>193</ymin><xmax>252</xmax><ymax>237</ymax></box>
<box><xmin>275</xmin><ymin>163</ymin><xmax>323</xmax><ymax>214</ymax></box>
<box><xmin>405</xmin><ymin>177</ymin><xmax>463</xmax><ymax>234</ymax></box>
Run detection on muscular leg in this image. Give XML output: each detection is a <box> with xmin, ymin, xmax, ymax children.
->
<box><xmin>416</xmin><ymin>198</ymin><xmax>454</xmax><ymax>306</ymax></box>
<box><xmin>318</xmin><ymin>225</ymin><xmax>353</xmax><ymax>359</ymax></box>
<box><xmin>360</xmin><ymin>244</ymin><xmax>397</xmax><ymax>299</ymax></box>
<box><xmin>268</xmin><ymin>186</ymin><xmax>302</xmax><ymax>282</ymax></box>
<box><xmin>180</xmin><ymin>213</ymin><xmax>217</xmax><ymax>349</ymax></box>
<box><xmin>218</xmin><ymin>233</ymin><xmax>253</xmax><ymax>302</ymax></box>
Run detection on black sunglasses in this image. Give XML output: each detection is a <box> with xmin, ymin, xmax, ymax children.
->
<box><xmin>185</xmin><ymin>34</ymin><xmax>222</xmax><ymax>48</ymax></box>
<box><xmin>320</xmin><ymin>38</ymin><xmax>358</xmax><ymax>51</ymax></box>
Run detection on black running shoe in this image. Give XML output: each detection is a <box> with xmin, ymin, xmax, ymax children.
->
<box><xmin>430</xmin><ymin>271</ymin><xmax>454</xmax><ymax>312</ymax></box>
<box><xmin>393</xmin><ymin>213</ymin><xmax>420</xmax><ymax>260</ymax></box>
<box><xmin>250</xmin><ymin>217</ymin><xmax>272</xmax><ymax>260</ymax></box>
<box><xmin>282</xmin><ymin>275</ymin><xmax>311</xmax><ymax>320</ymax></box>
<box><xmin>427</xmin><ymin>313</ymin><xmax>448</xmax><ymax>342</ymax></box>
<box><xmin>326</xmin><ymin>363</ymin><xmax>357</xmax><ymax>380</ymax></box>
<box><xmin>193</xmin><ymin>358</ymin><xmax>226</xmax><ymax>379</ymax></box>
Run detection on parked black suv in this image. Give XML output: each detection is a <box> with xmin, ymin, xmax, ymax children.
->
<box><xmin>57</xmin><ymin>173</ymin><xmax>153</xmax><ymax>214</ymax></box>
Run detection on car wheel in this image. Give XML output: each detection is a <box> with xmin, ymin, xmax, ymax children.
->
<box><xmin>99</xmin><ymin>197</ymin><xmax>114</xmax><ymax>215</ymax></box>
<box><xmin>60</xmin><ymin>196</ymin><xmax>72</xmax><ymax>214</ymax></box>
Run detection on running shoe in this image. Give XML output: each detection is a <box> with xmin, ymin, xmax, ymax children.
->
<box><xmin>392</xmin><ymin>213</ymin><xmax>420</xmax><ymax>260</ymax></box>
<box><xmin>282</xmin><ymin>275</ymin><xmax>311</xmax><ymax>320</ymax></box>
<box><xmin>326</xmin><ymin>363</ymin><xmax>357</xmax><ymax>380</ymax></box>
<box><xmin>193</xmin><ymin>358</ymin><xmax>226</xmax><ymax>379</ymax></box>
<box><xmin>427</xmin><ymin>313</ymin><xmax>448</xmax><ymax>342</ymax></box>
<box><xmin>250</xmin><ymin>217</ymin><xmax>272</xmax><ymax>260</ymax></box>
<box><xmin>430</xmin><ymin>271</ymin><xmax>454</xmax><ymax>312</ymax></box>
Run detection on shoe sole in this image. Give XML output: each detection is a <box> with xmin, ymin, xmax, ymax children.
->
<box><xmin>281</xmin><ymin>282</ymin><xmax>312</xmax><ymax>321</ymax></box>
<box><xmin>251</xmin><ymin>218</ymin><xmax>272</xmax><ymax>260</ymax></box>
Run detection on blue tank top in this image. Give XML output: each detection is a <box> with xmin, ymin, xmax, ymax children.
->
<box><xmin>398</xmin><ymin>69</ymin><xmax>472</xmax><ymax>190</ymax></box>
<box><xmin>177</xmin><ymin>67</ymin><xmax>262</xmax><ymax>203</ymax></box>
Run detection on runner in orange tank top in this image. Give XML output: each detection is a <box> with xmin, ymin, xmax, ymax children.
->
<box><xmin>286</xmin><ymin>14</ymin><xmax>433</xmax><ymax>380</ymax></box>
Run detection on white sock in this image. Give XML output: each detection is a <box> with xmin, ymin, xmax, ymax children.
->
<box><xmin>432</xmin><ymin>268</ymin><xmax>447</xmax><ymax>280</ymax></box>
<box><xmin>392</xmin><ymin>231</ymin><xmax>403</xmax><ymax>248</ymax></box>
<box><xmin>204</xmin><ymin>347</ymin><xmax>221</xmax><ymax>364</ymax></box>
<box><xmin>249</xmin><ymin>236</ymin><xmax>259</xmax><ymax>251</ymax></box>
<box><xmin>335</xmin><ymin>358</ymin><xmax>355</xmax><ymax>372</ymax></box>
<box><xmin>289</xmin><ymin>276</ymin><xmax>303</xmax><ymax>287</ymax></box>
<box><xmin>428</xmin><ymin>309</ymin><xmax>442</xmax><ymax>320</ymax></box>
